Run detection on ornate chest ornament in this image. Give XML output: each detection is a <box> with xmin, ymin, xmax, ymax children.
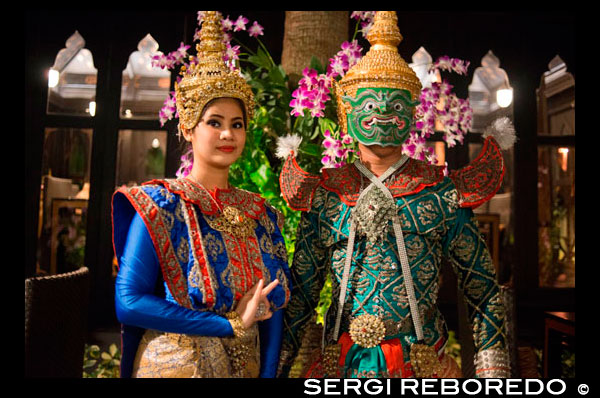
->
<box><xmin>205</xmin><ymin>205</ymin><xmax>257</xmax><ymax>238</ymax></box>
<box><xmin>352</xmin><ymin>184</ymin><xmax>397</xmax><ymax>243</ymax></box>
<box><xmin>327</xmin><ymin>157</ymin><xmax>443</xmax><ymax>378</ymax></box>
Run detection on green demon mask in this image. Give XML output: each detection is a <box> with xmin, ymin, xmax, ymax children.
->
<box><xmin>343</xmin><ymin>87</ymin><xmax>419</xmax><ymax>147</ymax></box>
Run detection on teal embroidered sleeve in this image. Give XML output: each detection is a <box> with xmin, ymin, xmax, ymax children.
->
<box><xmin>444</xmin><ymin>207</ymin><xmax>511</xmax><ymax>378</ymax></box>
<box><xmin>277</xmin><ymin>205</ymin><xmax>328</xmax><ymax>377</ymax></box>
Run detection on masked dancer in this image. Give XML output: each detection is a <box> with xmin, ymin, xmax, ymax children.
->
<box><xmin>277</xmin><ymin>11</ymin><xmax>511</xmax><ymax>378</ymax></box>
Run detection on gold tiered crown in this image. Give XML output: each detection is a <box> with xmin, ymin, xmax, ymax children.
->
<box><xmin>335</xmin><ymin>11</ymin><xmax>422</xmax><ymax>129</ymax></box>
<box><xmin>175</xmin><ymin>11</ymin><xmax>255</xmax><ymax>131</ymax></box>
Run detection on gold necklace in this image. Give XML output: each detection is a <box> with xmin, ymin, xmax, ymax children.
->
<box><xmin>185</xmin><ymin>176</ymin><xmax>256</xmax><ymax>238</ymax></box>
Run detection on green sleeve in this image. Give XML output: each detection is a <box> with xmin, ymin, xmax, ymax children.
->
<box><xmin>444</xmin><ymin>207</ymin><xmax>511</xmax><ymax>378</ymax></box>
<box><xmin>278</xmin><ymin>205</ymin><xmax>328</xmax><ymax>377</ymax></box>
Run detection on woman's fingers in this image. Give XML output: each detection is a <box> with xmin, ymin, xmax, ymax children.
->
<box><xmin>261</xmin><ymin>279</ymin><xmax>279</xmax><ymax>297</ymax></box>
<box><xmin>246</xmin><ymin>280</ymin><xmax>261</xmax><ymax>296</ymax></box>
<box><xmin>250</xmin><ymin>279</ymin><xmax>264</xmax><ymax>304</ymax></box>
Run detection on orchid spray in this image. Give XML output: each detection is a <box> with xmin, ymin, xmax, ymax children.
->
<box><xmin>289</xmin><ymin>12</ymin><xmax>473</xmax><ymax>172</ymax></box>
<box><xmin>288</xmin><ymin>14</ymin><xmax>370</xmax><ymax>169</ymax></box>
<box><xmin>404</xmin><ymin>56</ymin><xmax>472</xmax><ymax>171</ymax></box>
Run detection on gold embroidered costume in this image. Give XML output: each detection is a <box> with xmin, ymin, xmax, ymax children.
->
<box><xmin>277</xmin><ymin>11</ymin><xmax>511</xmax><ymax>379</ymax></box>
<box><xmin>112</xmin><ymin>11</ymin><xmax>290</xmax><ymax>378</ymax></box>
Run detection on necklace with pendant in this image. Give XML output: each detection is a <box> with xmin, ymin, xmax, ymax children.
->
<box><xmin>185</xmin><ymin>176</ymin><xmax>256</xmax><ymax>238</ymax></box>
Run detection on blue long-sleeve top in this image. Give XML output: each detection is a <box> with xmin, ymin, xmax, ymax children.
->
<box><xmin>115</xmin><ymin>213</ymin><xmax>284</xmax><ymax>378</ymax></box>
<box><xmin>112</xmin><ymin>179</ymin><xmax>290</xmax><ymax>378</ymax></box>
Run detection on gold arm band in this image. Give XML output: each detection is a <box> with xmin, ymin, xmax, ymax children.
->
<box><xmin>225</xmin><ymin>311</ymin><xmax>247</xmax><ymax>339</ymax></box>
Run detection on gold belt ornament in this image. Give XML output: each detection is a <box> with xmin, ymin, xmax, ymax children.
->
<box><xmin>410</xmin><ymin>342</ymin><xmax>442</xmax><ymax>378</ymax></box>
<box><xmin>349</xmin><ymin>314</ymin><xmax>386</xmax><ymax>348</ymax></box>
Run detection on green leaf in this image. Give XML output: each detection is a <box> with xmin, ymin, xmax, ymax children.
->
<box><xmin>318</xmin><ymin>117</ymin><xmax>339</xmax><ymax>134</ymax></box>
<box><xmin>109</xmin><ymin>344</ymin><xmax>118</xmax><ymax>357</ymax></box>
<box><xmin>268</xmin><ymin>66</ymin><xmax>286</xmax><ymax>85</ymax></box>
<box><xmin>300</xmin><ymin>143</ymin><xmax>323</xmax><ymax>157</ymax></box>
<box><xmin>250</xmin><ymin>164</ymin><xmax>271</xmax><ymax>187</ymax></box>
<box><xmin>309</xmin><ymin>56</ymin><xmax>325</xmax><ymax>74</ymax></box>
<box><xmin>101</xmin><ymin>352</ymin><xmax>112</xmax><ymax>361</ymax></box>
<box><xmin>83</xmin><ymin>359</ymin><xmax>97</xmax><ymax>368</ymax></box>
<box><xmin>248</xmin><ymin>46</ymin><xmax>272</xmax><ymax>70</ymax></box>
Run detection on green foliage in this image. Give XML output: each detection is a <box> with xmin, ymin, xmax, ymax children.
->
<box><xmin>229</xmin><ymin>40</ymin><xmax>326</xmax><ymax>259</ymax></box>
<box><xmin>83</xmin><ymin>343</ymin><xmax>121</xmax><ymax>378</ymax></box>
<box><xmin>231</xmin><ymin>40</ymin><xmax>346</xmax><ymax>320</ymax></box>
<box><xmin>444</xmin><ymin>330</ymin><xmax>462</xmax><ymax>368</ymax></box>
<box><xmin>561</xmin><ymin>348</ymin><xmax>575</xmax><ymax>378</ymax></box>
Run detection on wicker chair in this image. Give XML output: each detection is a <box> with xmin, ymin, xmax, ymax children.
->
<box><xmin>25</xmin><ymin>267</ymin><xmax>90</xmax><ymax>377</ymax></box>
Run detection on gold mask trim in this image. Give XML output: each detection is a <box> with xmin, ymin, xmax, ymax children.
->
<box><xmin>335</xmin><ymin>11</ymin><xmax>422</xmax><ymax>132</ymax></box>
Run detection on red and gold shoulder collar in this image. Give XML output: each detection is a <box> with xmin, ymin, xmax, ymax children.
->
<box><xmin>279</xmin><ymin>136</ymin><xmax>505</xmax><ymax>210</ymax></box>
<box><xmin>320</xmin><ymin>158</ymin><xmax>445</xmax><ymax>206</ymax></box>
<box><xmin>143</xmin><ymin>178</ymin><xmax>266</xmax><ymax>219</ymax></box>
<box><xmin>279</xmin><ymin>155</ymin><xmax>444</xmax><ymax>209</ymax></box>
<box><xmin>448</xmin><ymin>136</ymin><xmax>505</xmax><ymax>208</ymax></box>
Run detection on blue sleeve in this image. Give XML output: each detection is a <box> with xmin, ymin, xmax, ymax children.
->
<box><xmin>258</xmin><ymin>309</ymin><xmax>284</xmax><ymax>378</ymax></box>
<box><xmin>114</xmin><ymin>213</ymin><xmax>234</xmax><ymax>337</ymax></box>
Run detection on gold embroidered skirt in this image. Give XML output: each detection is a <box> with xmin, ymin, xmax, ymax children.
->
<box><xmin>132</xmin><ymin>326</ymin><xmax>260</xmax><ymax>378</ymax></box>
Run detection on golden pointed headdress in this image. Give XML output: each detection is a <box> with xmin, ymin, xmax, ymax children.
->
<box><xmin>335</xmin><ymin>11</ymin><xmax>422</xmax><ymax>129</ymax></box>
<box><xmin>175</xmin><ymin>11</ymin><xmax>255</xmax><ymax>131</ymax></box>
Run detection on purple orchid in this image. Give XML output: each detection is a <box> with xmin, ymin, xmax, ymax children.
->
<box><xmin>248</xmin><ymin>21</ymin><xmax>264</xmax><ymax>37</ymax></box>
<box><xmin>233</xmin><ymin>15</ymin><xmax>249</xmax><ymax>32</ymax></box>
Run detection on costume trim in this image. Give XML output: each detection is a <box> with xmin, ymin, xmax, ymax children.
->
<box><xmin>182</xmin><ymin>200</ymin><xmax>216</xmax><ymax>309</ymax></box>
<box><xmin>279</xmin><ymin>155</ymin><xmax>445</xmax><ymax>210</ymax></box>
<box><xmin>322</xmin><ymin>158</ymin><xmax>444</xmax><ymax>207</ymax></box>
<box><xmin>474</xmin><ymin>346</ymin><xmax>511</xmax><ymax>378</ymax></box>
<box><xmin>449</xmin><ymin>136</ymin><xmax>505</xmax><ymax>209</ymax></box>
<box><xmin>279</xmin><ymin>153</ymin><xmax>322</xmax><ymax>211</ymax></box>
<box><xmin>144</xmin><ymin>178</ymin><xmax>266</xmax><ymax>219</ymax></box>
<box><xmin>114</xmin><ymin>186</ymin><xmax>193</xmax><ymax>309</ymax></box>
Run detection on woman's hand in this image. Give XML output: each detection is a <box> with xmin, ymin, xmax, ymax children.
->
<box><xmin>235</xmin><ymin>279</ymin><xmax>279</xmax><ymax>329</ymax></box>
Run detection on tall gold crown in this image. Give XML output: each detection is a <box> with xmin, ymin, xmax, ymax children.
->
<box><xmin>175</xmin><ymin>11</ymin><xmax>255</xmax><ymax>131</ymax></box>
<box><xmin>335</xmin><ymin>11</ymin><xmax>422</xmax><ymax>129</ymax></box>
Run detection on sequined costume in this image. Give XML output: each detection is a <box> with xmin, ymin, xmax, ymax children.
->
<box><xmin>277</xmin><ymin>11</ymin><xmax>510</xmax><ymax>378</ymax></box>
<box><xmin>112</xmin><ymin>11</ymin><xmax>290</xmax><ymax>378</ymax></box>
<box><xmin>113</xmin><ymin>179</ymin><xmax>291</xmax><ymax>377</ymax></box>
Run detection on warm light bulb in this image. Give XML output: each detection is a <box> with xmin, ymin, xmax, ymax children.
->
<box><xmin>496</xmin><ymin>88</ymin><xmax>513</xmax><ymax>108</ymax></box>
<box><xmin>152</xmin><ymin>138</ymin><xmax>160</xmax><ymax>149</ymax></box>
<box><xmin>558</xmin><ymin>147</ymin><xmax>569</xmax><ymax>172</ymax></box>
<box><xmin>88</xmin><ymin>101</ymin><xmax>96</xmax><ymax>117</ymax></box>
<box><xmin>48</xmin><ymin>69</ymin><xmax>59</xmax><ymax>88</ymax></box>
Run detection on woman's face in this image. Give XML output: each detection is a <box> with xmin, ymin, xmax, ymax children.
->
<box><xmin>183</xmin><ymin>98</ymin><xmax>246</xmax><ymax>170</ymax></box>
